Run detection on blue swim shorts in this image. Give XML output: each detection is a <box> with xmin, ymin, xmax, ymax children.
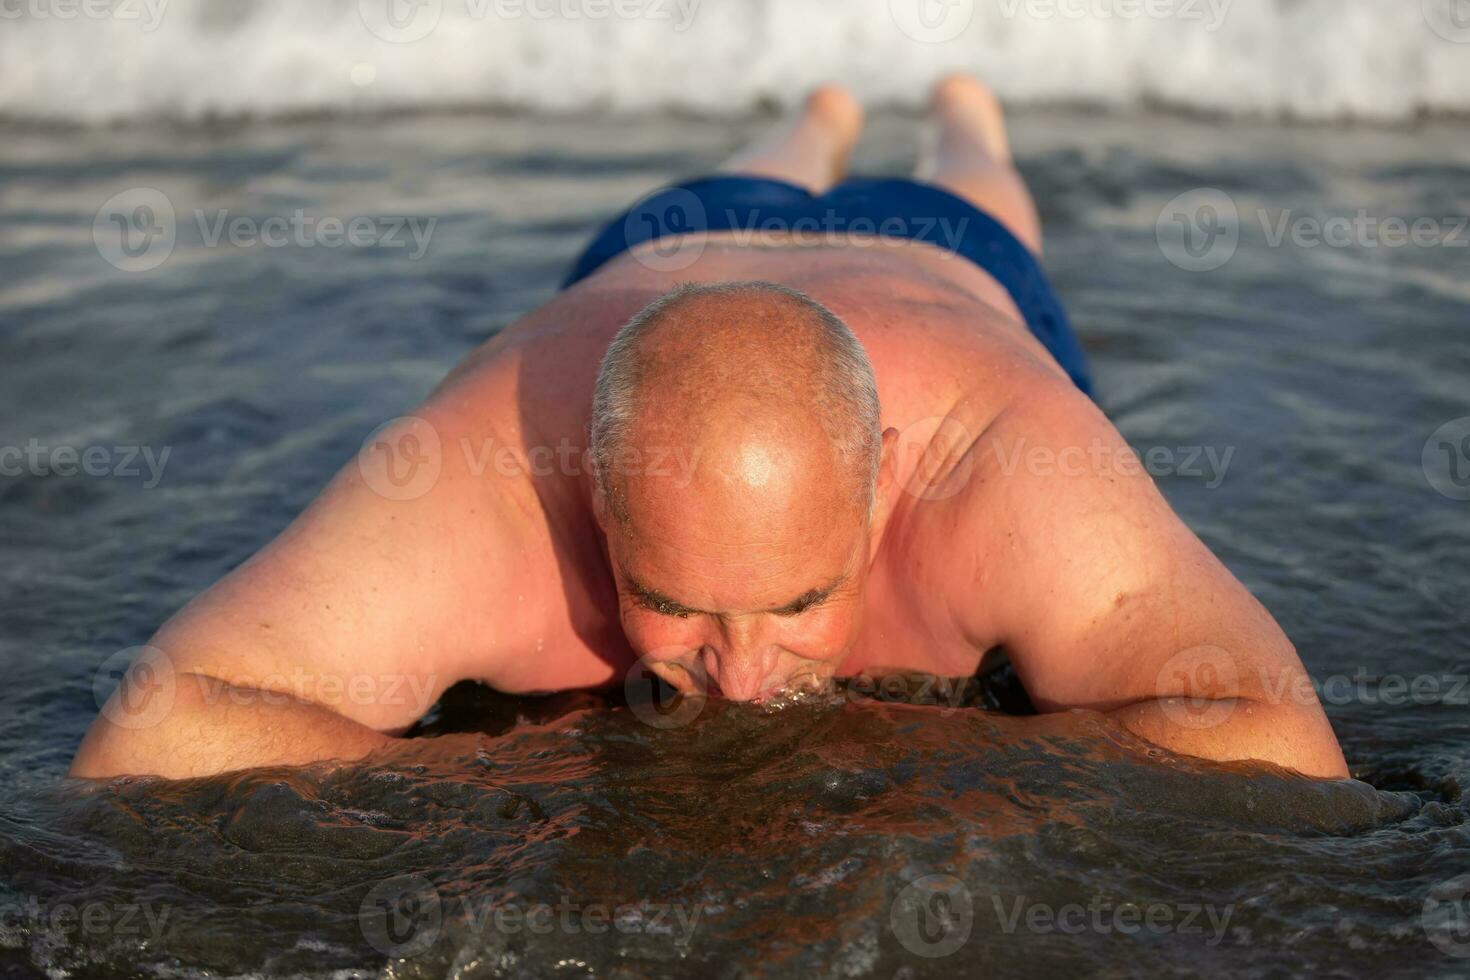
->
<box><xmin>563</xmin><ymin>175</ymin><xmax>1093</xmax><ymax>395</ymax></box>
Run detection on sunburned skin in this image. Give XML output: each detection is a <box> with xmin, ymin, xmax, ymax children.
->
<box><xmin>71</xmin><ymin>76</ymin><xmax>1349</xmax><ymax>781</ymax></box>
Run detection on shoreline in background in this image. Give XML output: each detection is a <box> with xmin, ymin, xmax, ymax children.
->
<box><xmin>2</xmin><ymin>0</ymin><xmax>1467</xmax><ymax>126</ymax></box>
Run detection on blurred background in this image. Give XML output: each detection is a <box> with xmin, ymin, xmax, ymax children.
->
<box><xmin>2</xmin><ymin>0</ymin><xmax>1467</xmax><ymax>123</ymax></box>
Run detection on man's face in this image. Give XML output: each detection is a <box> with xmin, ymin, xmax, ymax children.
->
<box><xmin>598</xmin><ymin>428</ymin><xmax>889</xmax><ymax>701</ymax></box>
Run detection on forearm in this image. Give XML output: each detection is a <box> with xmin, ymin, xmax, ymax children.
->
<box><xmin>1108</xmin><ymin>697</ymin><xmax>1348</xmax><ymax>779</ymax></box>
<box><xmin>70</xmin><ymin>673</ymin><xmax>393</xmax><ymax>780</ymax></box>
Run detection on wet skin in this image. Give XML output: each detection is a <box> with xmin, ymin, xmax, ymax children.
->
<box><xmin>72</xmin><ymin>232</ymin><xmax>1350</xmax><ymax>780</ymax></box>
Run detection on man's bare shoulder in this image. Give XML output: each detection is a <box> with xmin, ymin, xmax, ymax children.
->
<box><xmin>434</xmin><ymin>283</ymin><xmax>661</xmax><ymax>396</ymax></box>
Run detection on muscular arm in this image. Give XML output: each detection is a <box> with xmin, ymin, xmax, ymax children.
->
<box><xmin>71</xmin><ymin>395</ymin><xmax>547</xmax><ymax>780</ymax></box>
<box><xmin>949</xmin><ymin>380</ymin><xmax>1348</xmax><ymax>778</ymax></box>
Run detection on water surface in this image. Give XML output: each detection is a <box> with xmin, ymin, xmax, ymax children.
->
<box><xmin>1</xmin><ymin>110</ymin><xmax>1468</xmax><ymax>977</ymax></box>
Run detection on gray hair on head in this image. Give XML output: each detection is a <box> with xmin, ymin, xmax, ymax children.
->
<box><xmin>588</xmin><ymin>280</ymin><xmax>882</xmax><ymax>520</ymax></box>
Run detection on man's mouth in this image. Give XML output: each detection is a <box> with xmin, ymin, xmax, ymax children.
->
<box><xmin>705</xmin><ymin>673</ymin><xmax>829</xmax><ymax>704</ymax></box>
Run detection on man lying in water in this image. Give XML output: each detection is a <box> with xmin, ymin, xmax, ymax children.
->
<box><xmin>72</xmin><ymin>75</ymin><xmax>1348</xmax><ymax>780</ymax></box>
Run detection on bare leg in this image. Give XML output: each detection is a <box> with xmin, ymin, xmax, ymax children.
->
<box><xmin>915</xmin><ymin>74</ymin><xmax>1044</xmax><ymax>255</ymax></box>
<box><xmin>718</xmin><ymin>84</ymin><xmax>864</xmax><ymax>194</ymax></box>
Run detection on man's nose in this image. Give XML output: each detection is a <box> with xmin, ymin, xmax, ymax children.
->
<box><xmin>701</xmin><ymin>642</ymin><xmax>781</xmax><ymax>701</ymax></box>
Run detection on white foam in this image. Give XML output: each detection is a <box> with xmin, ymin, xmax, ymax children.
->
<box><xmin>2</xmin><ymin>0</ymin><xmax>1468</xmax><ymax>123</ymax></box>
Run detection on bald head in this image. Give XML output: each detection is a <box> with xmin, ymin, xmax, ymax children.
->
<box><xmin>589</xmin><ymin>281</ymin><xmax>881</xmax><ymax>523</ymax></box>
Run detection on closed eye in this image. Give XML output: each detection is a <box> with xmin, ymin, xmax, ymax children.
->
<box><xmin>772</xmin><ymin>590</ymin><xmax>831</xmax><ymax>617</ymax></box>
<box><xmin>639</xmin><ymin>595</ymin><xmax>697</xmax><ymax>618</ymax></box>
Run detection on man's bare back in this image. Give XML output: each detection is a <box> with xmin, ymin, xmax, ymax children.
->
<box><xmin>72</xmin><ymin>77</ymin><xmax>1348</xmax><ymax>781</ymax></box>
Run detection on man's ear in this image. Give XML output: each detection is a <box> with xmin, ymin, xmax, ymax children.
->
<box><xmin>867</xmin><ymin>427</ymin><xmax>902</xmax><ymax>565</ymax></box>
